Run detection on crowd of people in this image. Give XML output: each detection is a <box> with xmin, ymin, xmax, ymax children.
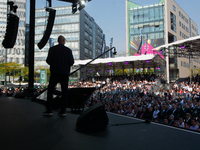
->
<box><xmin>69</xmin><ymin>74</ymin><xmax>200</xmax><ymax>132</ymax></box>
<box><xmin>0</xmin><ymin>86</ymin><xmax>43</xmax><ymax>97</ymax></box>
<box><xmin>1</xmin><ymin>73</ymin><xmax>200</xmax><ymax>131</ymax></box>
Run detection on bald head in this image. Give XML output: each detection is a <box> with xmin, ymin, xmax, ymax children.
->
<box><xmin>58</xmin><ymin>35</ymin><xmax>65</xmax><ymax>45</ymax></box>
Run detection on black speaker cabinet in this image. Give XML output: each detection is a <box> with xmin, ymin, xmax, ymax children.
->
<box><xmin>51</xmin><ymin>88</ymin><xmax>96</xmax><ymax>110</ymax></box>
<box><xmin>76</xmin><ymin>103</ymin><xmax>108</xmax><ymax>131</ymax></box>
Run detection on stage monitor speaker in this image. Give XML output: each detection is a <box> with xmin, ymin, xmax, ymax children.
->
<box><xmin>2</xmin><ymin>14</ymin><xmax>19</xmax><ymax>48</ymax></box>
<box><xmin>51</xmin><ymin>88</ymin><xmax>96</xmax><ymax>110</ymax></box>
<box><xmin>37</xmin><ymin>8</ymin><xmax>56</xmax><ymax>50</ymax></box>
<box><xmin>76</xmin><ymin>103</ymin><xmax>108</xmax><ymax>131</ymax></box>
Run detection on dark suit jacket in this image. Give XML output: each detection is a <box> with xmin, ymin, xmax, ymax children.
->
<box><xmin>46</xmin><ymin>44</ymin><xmax>74</xmax><ymax>75</ymax></box>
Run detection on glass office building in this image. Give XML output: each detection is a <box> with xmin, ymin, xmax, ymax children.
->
<box><xmin>35</xmin><ymin>5</ymin><xmax>103</xmax><ymax>65</ymax></box>
<box><xmin>0</xmin><ymin>0</ymin><xmax>26</xmax><ymax>64</ymax></box>
<box><xmin>34</xmin><ymin>5</ymin><xmax>103</xmax><ymax>79</ymax></box>
<box><xmin>0</xmin><ymin>0</ymin><xmax>26</xmax><ymax>84</ymax></box>
<box><xmin>126</xmin><ymin>0</ymin><xmax>199</xmax><ymax>82</ymax></box>
<box><xmin>129</xmin><ymin>3</ymin><xmax>165</xmax><ymax>56</ymax></box>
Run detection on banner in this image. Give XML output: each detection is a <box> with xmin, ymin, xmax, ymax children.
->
<box><xmin>40</xmin><ymin>70</ymin><xmax>47</xmax><ymax>84</ymax></box>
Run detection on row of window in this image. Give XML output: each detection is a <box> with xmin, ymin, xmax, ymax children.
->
<box><xmin>130</xmin><ymin>32</ymin><xmax>164</xmax><ymax>41</ymax></box>
<box><xmin>9</xmin><ymin>57</ymin><xmax>23</xmax><ymax>63</ymax></box>
<box><xmin>17</xmin><ymin>11</ymin><xmax>26</xmax><ymax>18</ymax></box>
<box><xmin>85</xmin><ymin>22</ymin><xmax>92</xmax><ymax>33</ymax></box>
<box><xmin>65</xmin><ymin>33</ymin><xmax>79</xmax><ymax>41</ymax></box>
<box><xmin>0</xmin><ymin>12</ymin><xmax>6</xmax><ymax>16</ymax></box>
<box><xmin>52</xmin><ymin>24</ymin><xmax>79</xmax><ymax>33</ymax></box>
<box><xmin>0</xmin><ymin>2</ymin><xmax>7</xmax><ymax>5</ymax></box>
<box><xmin>6</xmin><ymin>49</ymin><xmax>24</xmax><ymax>55</ymax></box>
<box><xmin>0</xmin><ymin>21</ymin><xmax>6</xmax><ymax>24</ymax></box>
<box><xmin>98</xmin><ymin>29</ymin><xmax>103</xmax><ymax>34</ymax></box>
<box><xmin>179</xmin><ymin>11</ymin><xmax>188</xmax><ymax>24</ymax></box>
<box><xmin>193</xmin><ymin>58</ymin><xmax>200</xmax><ymax>64</ymax></box>
<box><xmin>192</xmin><ymin>24</ymin><xmax>198</xmax><ymax>33</ymax></box>
<box><xmin>65</xmin><ymin>41</ymin><xmax>79</xmax><ymax>49</ymax></box>
<box><xmin>85</xmin><ymin>14</ymin><xmax>93</xmax><ymax>26</ymax></box>
<box><xmin>84</xmin><ymin>39</ymin><xmax>92</xmax><ymax>47</ymax></box>
<box><xmin>36</xmin><ymin>8</ymin><xmax>74</xmax><ymax>17</ymax></box>
<box><xmin>84</xmin><ymin>31</ymin><xmax>92</xmax><ymax>40</ymax></box>
<box><xmin>181</xmin><ymin>61</ymin><xmax>198</xmax><ymax>69</ymax></box>
<box><xmin>179</xmin><ymin>21</ymin><xmax>189</xmax><ymax>32</ymax></box>
<box><xmin>179</xmin><ymin>11</ymin><xmax>197</xmax><ymax>34</ymax></box>
<box><xmin>15</xmin><ymin>3</ymin><xmax>26</xmax><ymax>9</ymax></box>
<box><xmin>84</xmin><ymin>47</ymin><xmax>92</xmax><ymax>56</ymax></box>
<box><xmin>36</xmin><ymin>15</ymin><xmax>79</xmax><ymax>26</ymax></box>
<box><xmin>130</xmin><ymin>6</ymin><xmax>164</xmax><ymax>24</ymax></box>
<box><xmin>130</xmin><ymin>23</ymin><xmax>164</xmax><ymax>34</ymax></box>
<box><xmin>35</xmin><ymin>57</ymin><xmax>46</xmax><ymax>61</ymax></box>
<box><xmin>180</xmin><ymin>31</ymin><xmax>189</xmax><ymax>39</ymax></box>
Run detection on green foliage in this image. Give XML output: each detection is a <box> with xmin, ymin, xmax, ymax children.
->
<box><xmin>0</xmin><ymin>62</ymin><xmax>50</xmax><ymax>83</ymax></box>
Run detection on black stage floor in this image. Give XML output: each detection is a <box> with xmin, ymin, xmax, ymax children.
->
<box><xmin>0</xmin><ymin>97</ymin><xmax>200</xmax><ymax>150</ymax></box>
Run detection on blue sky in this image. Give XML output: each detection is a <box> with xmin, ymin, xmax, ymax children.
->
<box><xmin>26</xmin><ymin>0</ymin><xmax>200</xmax><ymax>55</ymax></box>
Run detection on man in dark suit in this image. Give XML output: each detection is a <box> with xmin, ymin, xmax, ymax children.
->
<box><xmin>43</xmin><ymin>35</ymin><xmax>74</xmax><ymax>116</ymax></box>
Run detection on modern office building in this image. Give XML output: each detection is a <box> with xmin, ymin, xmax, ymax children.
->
<box><xmin>34</xmin><ymin>5</ymin><xmax>103</xmax><ymax>79</ymax></box>
<box><xmin>0</xmin><ymin>0</ymin><xmax>26</xmax><ymax>64</ymax></box>
<box><xmin>126</xmin><ymin>0</ymin><xmax>199</xmax><ymax>82</ymax></box>
<box><xmin>0</xmin><ymin>0</ymin><xmax>26</xmax><ymax>84</ymax></box>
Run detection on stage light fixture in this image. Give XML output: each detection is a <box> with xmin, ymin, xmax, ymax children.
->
<box><xmin>72</xmin><ymin>2</ymin><xmax>77</xmax><ymax>14</ymax></box>
<box><xmin>78</xmin><ymin>0</ymin><xmax>86</xmax><ymax>11</ymax></box>
<box><xmin>146</xmin><ymin>60</ymin><xmax>150</xmax><ymax>63</ymax></box>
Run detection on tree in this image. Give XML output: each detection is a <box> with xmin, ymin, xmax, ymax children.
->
<box><xmin>20</xmin><ymin>65</ymin><xmax>29</xmax><ymax>82</ymax></box>
<box><xmin>0</xmin><ymin>62</ymin><xmax>22</xmax><ymax>83</ymax></box>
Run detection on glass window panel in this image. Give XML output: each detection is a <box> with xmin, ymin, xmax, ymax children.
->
<box><xmin>143</xmin><ymin>9</ymin><xmax>149</xmax><ymax>21</ymax></box>
<box><xmin>149</xmin><ymin>8</ymin><xmax>154</xmax><ymax>21</ymax></box>
<box><xmin>155</xmin><ymin>7</ymin><xmax>159</xmax><ymax>20</ymax></box>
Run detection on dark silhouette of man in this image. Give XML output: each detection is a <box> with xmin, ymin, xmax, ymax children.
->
<box><xmin>43</xmin><ymin>35</ymin><xmax>74</xmax><ymax>116</ymax></box>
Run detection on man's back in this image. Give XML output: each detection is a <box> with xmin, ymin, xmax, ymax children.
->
<box><xmin>46</xmin><ymin>43</ymin><xmax>74</xmax><ymax>75</ymax></box>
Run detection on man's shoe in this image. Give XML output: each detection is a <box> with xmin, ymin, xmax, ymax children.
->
<box><xmin>43</xmin><ymin>110</ymin><xmax>53</xmax><ymax>116</ymax></box>
<box><xmin>57</xmin><ymin>111</ymin><xmax>66</xmax><ymax>117</ymax></box>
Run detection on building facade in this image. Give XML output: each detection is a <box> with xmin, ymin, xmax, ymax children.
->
<box><xmin>126</xmin><ymin>0</ymin><xmax>199</xmax><ymax>82</ymax></box>
<box><xmin>0</xmin><ymin>0</ymin><xmax>26</xmax><ymax>84</ymax></box>
<box><xmin>34</xmin><ymin>6</ymin><xmax>103</xmax><ymax>79</ymax></box>
<box><xmin>0</xmin><ymin>0</ymin><xmax>26</xmax><ymax>64</ymax></box>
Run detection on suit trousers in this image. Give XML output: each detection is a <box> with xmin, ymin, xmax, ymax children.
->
<box><xmin>46</xmin><ymin>73</ymin><xmax>69</xmax><ymax>111</ymax></box>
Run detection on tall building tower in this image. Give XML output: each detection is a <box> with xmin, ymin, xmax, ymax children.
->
<box><xmin>0</xmin><ymin>0</ymin><xmax>26</xmax><ymax>64</ymax></box>
<box><xmin>126</xmin><ymin>0</ymin><xmax>199</xmax><ymax>82</ymax></box>
<box><xmin>34</xmin><ymin>5</ymin><xmax>103</xmax><ymax>78</ymax></box>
